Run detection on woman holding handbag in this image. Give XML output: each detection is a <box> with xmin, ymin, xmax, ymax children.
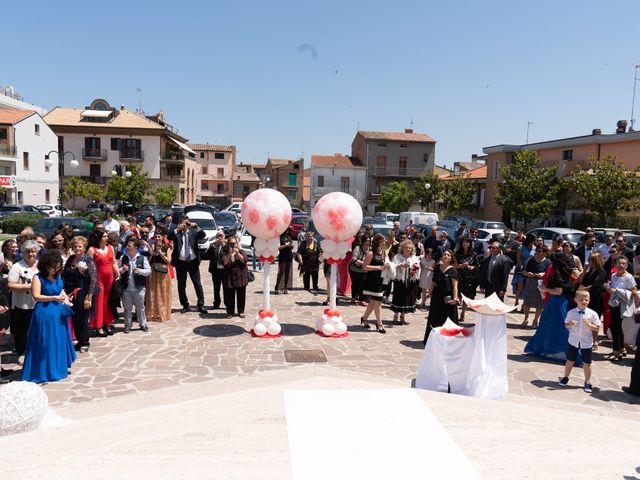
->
<box><xmin>146</xmin><ymin>227</ymin><xmax>173</xmax><ymax>322</ymax></box>
<box><xmin>63</xmin><ymin>236</ymin><xmax>98</xmax><ymax>352</ymax></box>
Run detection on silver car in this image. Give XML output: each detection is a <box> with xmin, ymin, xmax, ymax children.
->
<box><xmin>526</xmin><ymin>227</ymin><xmax>585</xmax><ymax>246</ymax></box>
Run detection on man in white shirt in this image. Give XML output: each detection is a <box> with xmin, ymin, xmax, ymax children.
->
<box><xmin>597</xmin><ymin>233</ymin><xmax>614</xmax><ymax>261</ymax></box>
<box><xmin>559</xmin><ymin>290</ymin><xmax>601</xmax><ymax>393</ymax></box>
<box><xmin>103</xmin><ymin>210</ymin><xmax>120</xmax><ymax>233</ymax></box>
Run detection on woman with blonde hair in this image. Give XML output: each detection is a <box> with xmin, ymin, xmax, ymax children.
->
<box><xmin>390</xmin><ymin>240</ymin><xmax>420</xmax><ymax>325</ymax></box>
<box><xmin>577</xmin><ymin>251</ymin><xmax>607</xmax><ymax>350</ymax></box>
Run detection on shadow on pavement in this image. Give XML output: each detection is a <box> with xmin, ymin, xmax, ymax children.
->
<box><xmin>295</xmin><ymin>301</ymin><xmax>325</xmax><ymax>307</ymax></box>
<box><xmin>399</xmin><ymin>339</ymin><xmax>425</xmax><ymax>350</ymax></box>
<box><xmin>280</xmin><ymin>323</ymin><xmax>316</xmax><ymax>336</ymax></box>
<box><xmin>192</xmin><ymin>324</ymin><xmax>247</xmax><ymax>338</ymax></box>
<box><xmin>530</xmin><ymin>379</ymin><xmax>579</xmax><ymax>391</ymax></box>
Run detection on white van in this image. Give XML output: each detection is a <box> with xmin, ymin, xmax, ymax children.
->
<box><xmin>186</xmin><ymin>210</ymin><xmax>220</xmax><ymax>255</ymax></box>
<box><xmin>398</xmin><ymin>211</ymin><xmax>438</xmax><ymax>229</ymax></box>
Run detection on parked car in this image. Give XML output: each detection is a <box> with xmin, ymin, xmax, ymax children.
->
<box><xmin>476</xmin><ymin>228</ymin><xmax>514</xmax><ymax>251</ymax></box>
<box><xmin>36</xmin><ymin>204</ymin><xmax>74</xmax><ymax>217</ymax></box>
<box><xmin>526</xmin><ymin>227</ymin><xmax>585</xmax><ymax>246</ymax></box>
<box><xmin>362</xmin><ymin>216</ymin><xmax>386</xmax><ymax>226</ymax></box>
<box><xmin>398</xmin><ymin>211</ymin><xmax>438</xmax><ymax>229</ymax></box>
<box><xmin>291</xmin><ymin>207</ymin><xmax>307</xmax><ymax>215</ymax></box>
<box><xmin>289</xmin><ymin>214</ymin><xmax>310</xmax><ymax>237</ymax></box>
<box><xmin>33</xmin><ymin>217</ymin><xmax>89</xmax><ymax>238</ymax></box>
<box><xmin>171</xmin><ymin>203</ymin><xmax>185</xmax><ymax>209</ymax></box>
<box><xmin>184</xmin><ymin>204</ymin><xmax>218</xmax><ymax>216</ymax></box>
<box><xmin>592</xmin><ymin>228</ymin><xmax>640</xmax><ymax>249</ymax></box>
<box><xmin>185</xmin><ymin>210</ymin><xmax>220</xmax><ymax>258</ymax></box>
<box><xmin>473</xmin><ymin>220</ymin><xmax>506</xmax><ymax>230</ymax></box>
<box><xmin>140</xmin><ymin>203</ymin><xmax>158</xmax><ymax>211</ymax></box>
<box><xmin>376</xmin><ymin>212</ymin><xmax>400</xmax><ymax>225</ymax></box>
<box><xmin>444</xmin><ymin>215</ymin><xmax>475</xmax><ymax>227</ymax></box>
<box><xmin>239</xmin><ymin>226</ymin><xmax>253</xmax><ymax>259</ymax></box>
<box><xmin>132</xmin><ymin>209</ymin><xmax>171</xmax><ymax>225</ymax></box>
<box><xmin>0</xmin><ymin>204</ymin><xmax>42</xmax><ymax>216</ymax></box>
<box><xmin>214</xmin><ymin>211</ymin><xmax>239</xmax><ymax>236</ymax></box>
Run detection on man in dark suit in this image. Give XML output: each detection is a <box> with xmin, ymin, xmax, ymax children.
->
<box><xmin>206</xmin><ymin>231</ymin><xmax>226</xmax><ymax>309</ymax></box>
<box><xmin>615</xmin><ymin>234</ymin><xmax>635</xmax><ymax>275</ymax></box>
<box><xmin>479</xmin><ymin>241</ymin><xmax>511</xmax><ymax>301</ymax></box>
<box><xmin>575</xmin><ymin>233</ymin><xmax>596</xmax><ymax>268</ymax></box>
<box><xmin>468</xmin><ymin>227</ymin><xmax>486</xmax><ymax>258</ymax></box>
<box><xmin>168</xmin><ymin>215</ymin><xmax>207</xmax><ymax>314</ymax></box>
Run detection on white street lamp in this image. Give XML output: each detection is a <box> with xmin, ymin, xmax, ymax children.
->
<box><xmin>125</xmin><ymin>170</ymin><xmax>132</xmax><ymax>178</ymax></box>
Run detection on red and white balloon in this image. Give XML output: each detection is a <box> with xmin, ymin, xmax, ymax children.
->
<box><xmin>312</xmin><ymin>192</ymin><xmax>363</xmax><ymax>243</ymax></box>
<box><xmin>317</xmin><ymin>308</ymin><xmax>348</xmax><ymax>337</ymax></box>
<box><xmin>241</xmin><ymin>189</ymin><xmax>292</xmax><ymax>262</ymax></box>
<box><xmin>253</xmin><ymin>309</ymin><xmax>282</xmax><ymax>337</ymax></box>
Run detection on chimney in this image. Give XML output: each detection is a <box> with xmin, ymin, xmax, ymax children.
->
<box><xmin>404</xmin><ymin>128</ymin><xmax>413</xmax><ymax>134</ymax></box>
<box><xmin>592</xmin><ymin>128</ymin><xmax>602</xmax><ymax>135</ymax></box>
<box><xmin>471</xmin><ymin>154</ymin><xmax>479</xmax><ymax>169</ymax></box>
<box><xmin>120</xmin><ymin>105</ymin><xmax>125</xmax><ymax>110</ymax></box>
<box><xmin>616</xmin><ymin>120</ymin><xmax>627</xmax><ymax>134</ymax></box>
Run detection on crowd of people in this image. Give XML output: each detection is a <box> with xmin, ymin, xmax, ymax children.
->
<box><xmin>0</xmin><ymin>215</ymin><xmax>638</xmax><ymax>399</ymax></box>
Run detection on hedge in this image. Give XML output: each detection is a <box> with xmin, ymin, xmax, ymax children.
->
<box><xmin>0</xmin><ymin>214</ymin><xmax>45</xmax><ymax>234</ymax></box>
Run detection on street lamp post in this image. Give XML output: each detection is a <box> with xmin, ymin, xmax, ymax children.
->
<box><xmin>45</xmin><ymin>150</ymin><xmax>78</xmax><ymax>215</ymax></box>
<box><xmin>111</xmin><ymin>168</ymin><xmax>132</xmax><ymax>216</ymax></box>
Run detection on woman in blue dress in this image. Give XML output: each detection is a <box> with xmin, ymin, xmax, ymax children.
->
<box><xmin>21</xmin><ymin>251</ymin><xmax>76</xmax><ymax>383</ymax></box>
<box><xmin>524</xmin><ymin>252</ymin><xmax>574</xmax><ymax>363</ymax></box>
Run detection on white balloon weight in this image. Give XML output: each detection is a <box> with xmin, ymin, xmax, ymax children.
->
<box><xmin>0</xmin><ymin>381</ymin><xmax>48</xmax><ymax>436</ymax></box>
<box><xmin>241</xmin><ymin>189</ymin><xmax>292</xmax><ymax>240</ymax></box>
<box><xmin>335</xmin><ymin>322</ymin><xmax>348</xmax><ymax>335</ymax></box>
<box><xmin>267</xmin><ymin>322</ymin><xmax>282</xmax><ymax>336</ymax></box>
<box><xmin>312</xmin><ymin>192</ymin><xmax>363</xmax><ymax>242</ymax></box>
<box><xmin>253</xmin><ymin>323</ymin><xmax>268</xmax><ymax>336</ymax></box>
<box><xmin>322</xmin><ymin>323</ymin><xmax>336</xmax><ymax>337</ymax></box>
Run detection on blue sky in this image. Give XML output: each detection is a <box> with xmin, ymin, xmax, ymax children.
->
<box><xmin>6</xmin><ymin>0</ymin><xmax>640</xmax><ymax>167</ymax></box>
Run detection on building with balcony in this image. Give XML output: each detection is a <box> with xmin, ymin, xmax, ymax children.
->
<box><xmin>188</xmin><ymin>143</ymin><xmax>236</xmax><ymax>208</ymax></box>
<box><xmin>44</xmin><ymin>99</ymin><xmax>193</xmax><ymax>207</ymax></box>
<box><xmin>265</xmin><ymin>158</ymin><xmax>304</xmax><ymax>206</ymax></box>
<box><xmin>351</xmin><ymin>129</ymin><xmax>436</xmax><ymax>214</ymax></box>
<box><xmin>482</xmin><ymin>120</ymin><xmax>640</xmax><ymax>224</ymax></box>
<box><xmin>310</xmin><ymin>154</ymin><xmax>367</xmax><ymax>208</ymax></box>
<box><xmin>0</xmin><ymin>109</ymin><xmax>58</xmax><ymax>204</ymax></box>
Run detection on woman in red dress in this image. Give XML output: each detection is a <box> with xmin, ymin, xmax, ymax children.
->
<box><xmin>88</xmin><ymin>230</ymin><xmax>119</xmax><ymax>336</ymax></box>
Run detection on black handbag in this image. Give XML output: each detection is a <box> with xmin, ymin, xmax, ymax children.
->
<box><xmin>153</xmin><ymin>262</ymin><xmax>169</xmax><ymax>274</ymax></box>
<box><xmin>109</xmin><ymin>277</ymin><xmax>122</xmax><ymax>309</ymax></box>
<box><xmin>248</xmin><ymin>270</ymin><xmax>255</xmax><ymax>282</ymax></box>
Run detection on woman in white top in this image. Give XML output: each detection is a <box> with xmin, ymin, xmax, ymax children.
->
<box><xmin>390</xmin><ymin>240</ymin><xmax>421</xmax><ymax>325</ymax></box>
<box><xmin>7</xmin><ymin>240</ymin><xmax>39</xmax><ymax>359</ymax></box>
<box><xmin>103</xmin><ymin>210</ymin><xmax>121</xmax><ymax>233</ymax></box>
<box><xmin>606</xmin><ymin>256</ymin><xmax>637</xmax><ymax>361</ymax></box>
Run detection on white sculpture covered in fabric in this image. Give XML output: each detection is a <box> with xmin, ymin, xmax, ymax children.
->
<box><xmin>0</xmin><ymin>381</ymin><xmax>48</xmax><ymax>436</ymax></box>
<box><xmin>416</xmin><ymin>293</ymin><xmax>514</xmax><ymax>400</ymax></box>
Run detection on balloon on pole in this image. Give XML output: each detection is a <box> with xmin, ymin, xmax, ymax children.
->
<box><xmin>312</xmin><ymin>192</ymin><xmax>363</xmax><ymax>337</ymax></box>
<box><xmin>241</xmin><ymin>188</ymin><xmax>292</xmax><ymax>337</ymax></box>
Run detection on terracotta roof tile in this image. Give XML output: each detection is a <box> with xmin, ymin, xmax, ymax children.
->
<box><xmin>44</xmin><ymin>107</ymin><xmax>164</xmax><ymax>130</ymax></box>
<box><xmin>311</xmin><ymin>154</ymin><xmax>363</xmax><ymax>168</ymax></box>
<box><xmin>187</xmin><ymin>143</ymin><xmax>234</xmax><ymax>152</ymax></box>
<box><xmin>358</xmin><ymin>130</ymin><xmax>435</xmax><ymax>143</ymax></box>
<box><xmin>442</xmin><ymin>165</ymin><xmax>487</xmax><ymax>181</ymax></box>
<box><xmin>0</xmin><ymin>108</ymin><xmax>36</xmax><ymax>125</ymax></box>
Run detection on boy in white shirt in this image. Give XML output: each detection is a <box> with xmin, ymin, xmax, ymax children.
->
<box><xmin>559</xmin><ymin>290</ymin><xmax>601</xmax><ymax>393</ymax></box>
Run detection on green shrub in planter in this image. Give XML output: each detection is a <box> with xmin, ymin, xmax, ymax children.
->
<box><xmin>0</xmin><ymin>214</ymin><xmax>45</xmax><ymax>234</ymax></box>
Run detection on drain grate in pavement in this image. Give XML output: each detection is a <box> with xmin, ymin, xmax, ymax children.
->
<box><xmin>284</xmin><ymin>349</ymin><xmax>327</xmax><ymax>363</ymax></box>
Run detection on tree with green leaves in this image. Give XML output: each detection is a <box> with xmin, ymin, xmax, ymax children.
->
<box><xmin>154</xmin><ymin>185</ymin><xmax>178</xmax><ymax>208</ymax></box>
<box><xmin>105</xmin><ymin>165</ymin><xmax>152</xmax><ymax>209</ymax></box>
<box><xmin>568</xmin><ymin>155</ymin><xmax>640</xmax><ymax>225</ymax></box>
<box><xmin>495</xmin><ymin>150</ymin><xmax>560</xmax><ymax>230</ymax></box>
<box><xmin>60</xmin><ymin>176</ymin><xmax>104</xmax><ymax>211</ymax></box>
<box><xmin>379</xmin><ymin>181</ymin><xmax>414</xmax><ymax>213</ymax></box>
<box><xmin>413</xmin><ymin>172</ymin><xmax>443</xmax><ymax>212</ymax></box>
<box><xmin>442</xmin><ymin>174</ymin><xmax>476</xmax><ymax>215</ymax></box>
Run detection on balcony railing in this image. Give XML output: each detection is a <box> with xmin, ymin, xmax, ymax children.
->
<box><xmin>372</xmin><ymin>166</ymin><xmax>427</xmax><ymax>177</ymax></box>
<box><xmin>161</xmin><ymin>152</ymin><xmax>185</xmax><ymax>162</ymax></box>
<box><xmin>82</xmin><ymin>148</ymin><xmax>108</xmax><ymax>160</ymax></box>
<box><xmin>119</xmin><ymin>149</ymin><xmax>144</xmax><ymax>161</ymax></box>
<box><xmin>0</xmin><ymin>144</ymin><xmax>17</xmax><ymax>157</ymax></box>
<box><xmin>160</xmin><ymin>171</ymin><xmax>185</xmax><ymax>181</ymax></box>
<box><xmin>80</xmin><ymin>175</ymin><xmax>107</xmax><ymax>185</ymax></box>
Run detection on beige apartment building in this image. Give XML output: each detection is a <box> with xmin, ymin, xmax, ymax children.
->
<box><xmin>188</xmin><ymin>143</ymin><xmax>236</xmax><ymax>208</ymax></box>
<box><xmin>483</xmin><ymin>120</ymin><xmax>640</xmax><ymax>224</ymax></box>
<box><xmin>351</xmin><ymin>129</ymin><xmax>436</xmax><ymax>214</ymax></box>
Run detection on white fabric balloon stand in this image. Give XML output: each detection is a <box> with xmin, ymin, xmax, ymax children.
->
<box><xmin>316</xmin><ymin>263</ymin><xmax>348</xmax><ymax>337</ymax></box>
<box><xmin>416</xmin><ymin>293</ymin><xmax>511</xmax><ymax>400</ymax></box>
<box><xmin>250</xmin><ymin>261</ymin><xmax>283</xmax><ymax>338</ymax></box>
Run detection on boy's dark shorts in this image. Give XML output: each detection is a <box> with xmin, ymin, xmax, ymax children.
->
<box><xmin>567</xmin><ymin>344</ymin><xmax>592</xmax><ymax>364</ymax></box>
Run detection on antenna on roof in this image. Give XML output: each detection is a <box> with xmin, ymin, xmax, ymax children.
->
<box><xmin>410</xmin><ymin>116</ymin><xmax>414</xmax><ymax>129</ymax></box>
<box><xmin>630</xmin><ymin>64</ymin><xmax>640</xmax><ymax>131</ymax></box>
<box><xmin>135</xmin><ymin>88</ymin><xmax>145</xmax><ymax>115</ymax></box>
<box><xmin>526</xmin><ymin>121</ymin><xmax>535</xmax><ymax>144</ymax></box>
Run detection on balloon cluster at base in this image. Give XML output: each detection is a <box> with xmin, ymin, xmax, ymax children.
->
<box><xmin>253</xmin><ymin>309</ymin><xmax>282</xmax><ymax>337</ymax></box>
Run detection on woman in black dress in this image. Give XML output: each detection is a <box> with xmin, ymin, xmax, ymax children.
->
<box><xmin>454</xmin><ymin>237</ymin><xmax>479</xmax><ymax>322</ymax></box>
<box><xmin>222</xmin><ymin>236</ymin><xmax>249</xmax><ymax>318</ymax></box>
<box><xmin>275</xmin><ymin>228</ymin><xmax>294</xmax><ymax>294</ymax></box>
<box><xmin>361</xmin><ymin>233</ymin><xmax>388</xmax><ymax>333</ymax></box>
<box><xmin>63</xmin><ymin>236</ymin><xmax>98</xmax><ymax>353</ymax></box>
<box><xmin>521</xmin><ymin>245</ymin><xmax>550</xmax><ymax>328</ymax></box>
<box><xmin>424</xmin><ymin>249</ymin><xmax>459</xmax><ymax>344</ymax></box>
<box><xmin>577</xmin><ymin>251</ymin><xmax>607</xmax><ymax>350</ymax></box>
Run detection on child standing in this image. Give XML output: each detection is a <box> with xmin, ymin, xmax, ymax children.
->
<box><xmin>419</xmin><ymin>248</ymin><xmax>435</xmax><ymax>308</ymax></box>
<box><xmin>559</xmin><ymin>290</ymin><xmax>601</xmax><ymax>393</ymax></box>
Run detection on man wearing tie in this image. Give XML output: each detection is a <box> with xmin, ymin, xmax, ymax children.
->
<box><xmin>169</xmin><ymin>215</ymin><xmax>207</xmax><ymax>314</ymax></box>
<box><xmin>206</xmin><ymin>231</ymin><xmax>226</xmax><ymax>309</ymax></box>
<box><xmin>468</xmin><ymin>227</ymin><xmax>486</xmax><ymax>258</ymax></box>
<box><xmin>575</xmin><ymin>233</ymin><xmax>596</xmax><ymax>268</ymax></box>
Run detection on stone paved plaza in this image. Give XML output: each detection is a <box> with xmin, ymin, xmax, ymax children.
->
<box><xmin>1</xmin><ymin>265</ymin><xmax>639</xmax><ymax>415</ymax></box>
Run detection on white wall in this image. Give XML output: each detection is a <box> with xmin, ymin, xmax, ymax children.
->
<box><xmin>310</xmin><ymin>166</ymin><xmax>367</xmax><ymax>207</ymax></box>
<box><xmin>14</xmin><ymin>114</ymin><xmax>59</xmax><ymax>205</ymax></box>
<box><xmin>60</xmin><ymin>133</ymin><xmax>162</xmax><ymax>179</ymax></box>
